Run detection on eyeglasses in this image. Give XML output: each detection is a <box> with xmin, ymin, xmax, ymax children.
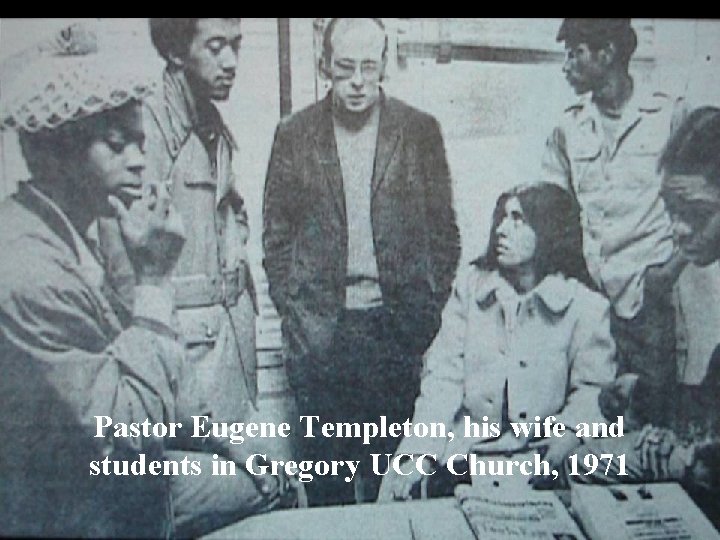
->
<box><xmin>332</xmin><ymin>59</ymin><xmax>382</xmax><ymax>81</ymax></box>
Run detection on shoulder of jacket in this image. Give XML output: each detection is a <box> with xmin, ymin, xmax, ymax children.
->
<box><xmin>568</xmin><ymin>279</ymin><xmax>610</xmax><ymax>312</ymax></box>
<box><xmin>554</xmin><ymin>98</ymin><xmax>591</xmax><ymax>132</ymax></box>
<box><xmin>276</xmin><ymin>99</ymin><xmax>327</xmax><ymax>133</ymax></box>
<box><xmin>639</xmin><ymin>91</ymin><xmax>676</xmax><ymax>113</ymax></box>
<box><xmin>455</xmin><ymin>262</ymin><xmax>494</xmax><ymax>295</ymax></box>
<box><xmin>562</xmin><ymin>96</ymin><xmax>588</xmax><ymax>116</ymax></box>
<box><xmin>143</xmin><ymin>98</ymin><xmax>190</xmax><ymax>160</ymax></box>
<box><xmin>386</xmin><ymin>96</ymin><xmax>437</xmax><ymax>128</ymax></box>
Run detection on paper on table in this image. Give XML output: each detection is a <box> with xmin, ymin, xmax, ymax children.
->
<box><xmin>572</xmin><ymin>483</ymin><xmax>720</xmax><ymax>540</ymax></box>
<box><xmin>456</xmin><ymin>484</ymin><xmax>585</xmax><ymax>540</ymax></box>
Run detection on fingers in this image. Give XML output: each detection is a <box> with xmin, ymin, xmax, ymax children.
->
<box><xmin>636</xmin><ymin>426</ymin><xmax>676</xmax><ymax>480</ymax></box>
<box><xmin>392</xmin><ymin>477</ymin><xmax>415</xmax><ymax>501</ymax></box>
<box><xmin>377</xmin><ymin>476</ymin><xmax>402</xmax><ymax>502</ymax></box>
<box><xmin>252</xmin><ymin>469</ymin><xmax>281</xmax><ymax>502</ymax></box>
<box><xmin>377</xmin><ymin>473</ymin><xmax>416</xmax><ymax>502</ymax></box>
<box><xmin>164</xmin><ymin>202</ymin><xmax>186</xmax><ymax>242</ymax></box>
<box><xmin>153</xmin><ymin>182</ymin><xmax>172</xmax><ymax>217</ymax></box>
<box><xmin>113</xmin><ymin>181</ymin><xmax>185</xmax><ymax>281</ymax></box>
<box><xmin>108</xmin><ymin>195</ymin><xmax>129</xmax><ymax>222</ymax></box>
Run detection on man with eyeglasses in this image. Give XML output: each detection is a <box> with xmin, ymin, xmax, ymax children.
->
<box><xmin>263</xmin><ymin>18</ymin><xmax>460</xmax><ymax>506</ymax></box>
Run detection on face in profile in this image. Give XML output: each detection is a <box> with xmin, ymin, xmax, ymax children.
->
<box><xmin>329</xmin><ymin>19</ymin><xmax>386</xmax><ymax>115</ymax></box>
<box><xmin>662</xmin><ymin>173</ymin><xmax>720</xmax><ymax>267</ymax></box>
<box><xmin>562</xmin><ymin>41</ymin><xmax>606</xmax><ymax>95</ymax></box>
<box><xmin>75</xmin><ymin>102</ymin><xmax>146</xmax><ymax>217</ymax></box>
<box><xmin>495</xmin><ymin>196</ymin><xmax>537</xmax><ymax>269</ymax></box>
<box><xmin>184</xmin><ymin>18</ymin><xmax>242</xmax><ymax>101</ymax></box>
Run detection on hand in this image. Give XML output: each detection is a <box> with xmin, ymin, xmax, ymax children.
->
<box><xmin>525</xmin><ymin>435</ymin><xmax>580</xmax><ymax>489</ymax></box>
<box><xmin>644</xmin><ymin>254</ymin><xmax>689</xmax><ymax>294</ymax></box>
<box><xmin>227</xmin><ymin>448</ymin><xmax>284</xmax><ymax>507</ymax></box>
<box><xmin>635</xmin><ymin>425</ymin><xmax>678</xmax><ymax>480</ymax></box>
<box><xmin>273</xmin><ymin>468</ymin><xmax>301</xmax><ymax>509</ymax></box>
<box><xmin>377</xmin><ymin>456</ymin><xmax>435</xmax><ymax>502</ymax></box>
<box><xmin>530</xmin><ymin>433</ymin><xmax>581</xmax><ymax>472</ymax></box>
<box><xmin>108</xmin><ymin>182</ymin><xmax>185</xmax><ymax>286</ymax></box>
<box><xmin>688</xmin><ymin>440</ymin><xmax>720</xmax><ymax>490</ymax></box>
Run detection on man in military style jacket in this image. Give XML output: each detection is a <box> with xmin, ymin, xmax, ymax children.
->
<box><xmin>101</xmin><ymin>18</ymin><xmax>258</xmax><ymax>424</ymax></box>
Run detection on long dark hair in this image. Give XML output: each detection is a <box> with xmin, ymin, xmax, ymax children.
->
<box><xmin>476</xmin><ymin>182</ymin><xmax>594</xmax><ymax>288</ymax></box>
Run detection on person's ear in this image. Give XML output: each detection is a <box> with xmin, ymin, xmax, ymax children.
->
<box><xmin>597</xmin><ymin>41</ymin><xmax>617</xmax><ymax>67</ymax></box>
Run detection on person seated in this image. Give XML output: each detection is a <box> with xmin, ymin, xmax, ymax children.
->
<box><xmin>378</xmin><ymin>182</ymin><xmax>616</xmax><ymax>501</ymax></box>
<box><xmin>0</xmin><ymin>24</ymin><xmax>293</xmax><ymax>538</ymax></box>
<box><xmin>575</xmin><ymin>106</ymin><xmax>720</xmax><ymax>527</ymax></box>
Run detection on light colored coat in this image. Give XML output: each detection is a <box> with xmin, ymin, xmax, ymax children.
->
<box><xmin>397</xmin><ymin>265</ymin><xmax>616</xmax><ymax>463</ymax></box>
<box><xmin>542</xmin><ymin>90</ymin><xmax>687</xmax><ymax>319</ymax></box>
<box><xmin>144</xmin><ymin>70</ymin><xmax>258</xmax><ymax>420</ymax></box>
<box><xmin>99</xmin><ymin>69</ymin><xmax>257</xmax><ymax>422</ymax></box>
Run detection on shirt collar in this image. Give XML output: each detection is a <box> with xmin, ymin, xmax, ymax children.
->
<box><xmin>573</xmin><ymin>82</ymin><xmax>667</xmax><ymax>127</ymax></box>
<box><xmin>475</xmin><ymin>270</ymin><xmax>577</xmax><ymax>314</ymax></box>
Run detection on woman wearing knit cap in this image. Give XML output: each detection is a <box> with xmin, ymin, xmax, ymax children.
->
<box><xmin>0</xmin><ymin>23</ymin><xmax>293</xmax><ymax>538</ymax></box>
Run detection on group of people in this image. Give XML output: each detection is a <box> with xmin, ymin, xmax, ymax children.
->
<box><xmin>0</xmin><ymin>17</ymin><xmax>719</xmax><ymax>537</ymax></box>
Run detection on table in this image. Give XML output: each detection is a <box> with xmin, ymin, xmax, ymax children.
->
<box><xmin>203</xmin><ymin>498</ymin><xmax>476</xmax><ymax>540</ymax></box>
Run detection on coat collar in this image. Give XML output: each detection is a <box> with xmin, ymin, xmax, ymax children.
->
<box><xmin>568</xmin><ymin>83</ymin><xmax>670</xmax><ymax>158</ymax></box>
<box><xmin>16</xmin><ymin>181</ymin><xmax>82</xmax><ymax>262</ymax></box>
<box><xmin>151</xmin><ymin>68</ymin><xmax>237</xmax><ymax>159</ymax></box>
<box><xmin>474</xmin><ymin>270</ymin><xmax>577</xmax><ymax>314</ymax></box>
<box><xmin>16</xmin><ymin>182</ymin><xmax>105</xmax><ymax>288</ymax></box>
<box><xmin>312</xmin><ymin>91</ymin><xmax>402</xmax><ymax>222</ymax></box>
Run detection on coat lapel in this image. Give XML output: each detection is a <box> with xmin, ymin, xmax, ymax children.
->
<box><xmin>372</xmin><ymin>97</ymin><xmax>401</xmax><ymax>197</ymax></box>
<box><xmin>313</xmin><ymin>96</ymin><xmax>347</xmax><ymax>223</ymax></box>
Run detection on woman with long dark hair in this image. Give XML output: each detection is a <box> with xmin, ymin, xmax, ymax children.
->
<box><xmin>379</xmin><ymin>182</ymin><xmax>616</xmax><ymax>500</ymax></box>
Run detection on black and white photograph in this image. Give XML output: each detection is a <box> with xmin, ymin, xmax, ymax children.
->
<box><xmin>1</xmin><ymin>18</ymin><xmax>720</xmax><ymax>539</ymax></box>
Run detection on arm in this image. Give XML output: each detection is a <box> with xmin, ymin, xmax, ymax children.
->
<box><xmin>397</xmin><ymin>271</ymin><xmax>471</xmax><ymax>457</ymax></box>
<box><xmin>541</xmin><ymin>125</ymin><xmax>573</xmax><ymax>192</ymax></box>
<box><xmin>263</xmin><ymin>121</ymin><xmax>300</xmax><ymax>316</ymax></box>
<box><xmin>557</xmin><ymin>290</ymin><xmax>617</xmax><ymax>431</ymax></box>
<box><xmin>0</xmin><ymin>270</ymin><xmax>183</xmax><ymax>460</ymax></box>
<box><xmin>644</xmin><ymin>249</ymin><xmax>690</xmax><ymax>294</ymax></box>
<box><xmin>533</xmin><ymin>290</ymin><xmax>617</xmax><ymax>472</ymax></box>
<box><xmin>379</xmin><ymin>270</ymin><xmax>472</xmax><ymax>501</ymax></box>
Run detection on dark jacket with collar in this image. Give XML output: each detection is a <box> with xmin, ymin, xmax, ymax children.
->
<box><xmin>263</xmin><ymin>93</ymin><xmax>460</xmax><ymax>361</ymax></box>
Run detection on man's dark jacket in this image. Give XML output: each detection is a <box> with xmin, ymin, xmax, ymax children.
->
<box><xmin>263</xmin><ymin>93</ymin><xmax>460</xmax><ymax>364</ymax></box>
